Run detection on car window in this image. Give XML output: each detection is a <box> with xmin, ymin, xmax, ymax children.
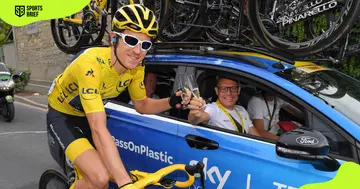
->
<box><xmin>193</xmin><ymin>66</ymin><xmax>356</xmax><ymax>160</ymax></box>
<box><xmin>276</xmin><ymin>67</ymin><xmax>360</xmax><ymax>127</ymax></box>
<box><xmin>0</xmin><ymin>63</ymin><xmax>10</xmax><ymax>73</ymax></box>
<box><xmin>310</xmin><ymin>113</ymin><xmax>354</xmax><ymax>159</ymax></box>
<box><xmin>110</xmin><ymin>64</ymin><xmax>177</xmax><ymax>116</ymax></box>
<box><xmin>194</xmin><ymin>67</ymin><xmax>306</xmax><ymax>138</ymax></box>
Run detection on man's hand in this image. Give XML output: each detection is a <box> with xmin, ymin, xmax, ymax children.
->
<box><xmin>188</xmin><ymin>97</ymin><xmax>206</xmax><ymax>117</ymax></box>
<box><xmin>187</xmin><ymin>96</ymin><xmax>208</xmax><ymax>125</ymax></box>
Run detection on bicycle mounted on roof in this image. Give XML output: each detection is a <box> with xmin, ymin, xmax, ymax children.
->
<box><xmin>51</xmin><ymin>0</ymin><xmax>360</xmax><ymax>60</ymax></box>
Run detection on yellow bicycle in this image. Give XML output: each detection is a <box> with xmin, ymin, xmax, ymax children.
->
<box><xmin>50</xmin><ymin>0</ymin><xmax>168</xmax><ymax>54</ymax></box>
<box><xmin>38</xmin><ymin>162</ymin><xmax>205</xmax><ymax>189</ymax></box>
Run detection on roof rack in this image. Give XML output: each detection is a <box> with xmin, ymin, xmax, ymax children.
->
<box><xmin>151</xmin><ymin>41</ymin><xmax>296</xmax><ymax>65</ymax></box>
<box><xmin>299</xmin><ymin>57</ymin><xmax>340</xmax><ymax>64</ymax></box>
<box><xmin>149</xmin><ymin>47</ymin><xmax>268</xmax><ymax>69</ymax></box>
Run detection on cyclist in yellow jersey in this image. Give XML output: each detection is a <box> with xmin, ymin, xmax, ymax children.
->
<box><xmin>46</xmin><ymin>4</ymin><xmax>189</xmax><ymax>189</ymax></box>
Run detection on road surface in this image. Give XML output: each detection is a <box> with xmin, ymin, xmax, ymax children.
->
<box><xmin>0</xmin><ymin>102</ymin><xmax>61</xmax><ymax>189</ymax></box>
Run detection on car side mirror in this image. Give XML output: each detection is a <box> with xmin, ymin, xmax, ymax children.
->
<box><xmin>12</xmin><ymin>72</ymin><xmax>22</xmax><ymax>82</ymax></box>
<box><xmin>276</xmin><ymin>127</ymin><xmax>340</xmax><ymax>172</ymax></box>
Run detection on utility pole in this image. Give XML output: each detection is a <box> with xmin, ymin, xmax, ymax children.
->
<box><xmin>12</xmin><ymin>26</ymin><xmax>19</xmax><ymax>71</ymax></box>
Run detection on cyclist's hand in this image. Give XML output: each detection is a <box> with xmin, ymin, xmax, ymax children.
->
<box><xmin>169</xmin><ymin>88</ymin><xmax>192</xmax><ymax>109</ymax></box>
<box><xmin>119</xmin><ymin>182</ymin><xmax>138</xmax><ymax>189</ymax></box>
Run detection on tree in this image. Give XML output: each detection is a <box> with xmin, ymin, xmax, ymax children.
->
<box><xmin>0</xmin><ymin>19</ymin><xmax>12</xmax><ymax>46</ymax></box>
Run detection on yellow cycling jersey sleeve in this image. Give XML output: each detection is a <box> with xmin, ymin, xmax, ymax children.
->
<box><xmin>128</xmin><ymin>65</ymin><xmax>146</xmax><ymax>101</ymax></box>
<box><xmin>76</xmin><ymin>57</ymin><xmax>104</xmax><ymax>114</ymax></box>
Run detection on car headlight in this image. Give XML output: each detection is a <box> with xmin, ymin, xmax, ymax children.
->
<box><xmin>0</xmin><ymin>81</ymin><xmax>14</xmax><ymax>90</ymax></box>
<box><xmin>7</xmin><ymin>80</ymin><xmax>15</xmax><ymax>88</ymax></box>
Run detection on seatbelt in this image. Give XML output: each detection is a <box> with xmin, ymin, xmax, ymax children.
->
<box><xmin>229</xmin><ymin>114</ymin><xmax>246</xmax><ymax>134</ymax></box>
<box><xmin>216</xmin><ymin>100</ymin><xmax>245</xmax><ymax>133</ymax></box>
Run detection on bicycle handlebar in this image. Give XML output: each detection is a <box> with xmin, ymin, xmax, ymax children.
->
<box><xmin>129</xmin><ymin>162</ymin><xmax>205</xmax><ymax>189</ymax></box>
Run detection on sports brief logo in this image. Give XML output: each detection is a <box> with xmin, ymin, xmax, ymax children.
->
<box><xmin>15</xmin><ymin>5</ymin><xmax>43</xmax><ymax>18</ymax></box>
<box><xmin>15</xmin><ymin>6</ymin><xmax>25</xmax><ymax>17</ymax></box>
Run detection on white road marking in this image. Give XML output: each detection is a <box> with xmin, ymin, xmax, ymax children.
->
<box><xmin>0</xmin><ymin>130</ymin><xmax>46</xmax><ymax>136</ymax></box>
<box><xmin>14</xmin><ymin>101</ymin><xmax>47</xmax><ymax>112</ymax></box>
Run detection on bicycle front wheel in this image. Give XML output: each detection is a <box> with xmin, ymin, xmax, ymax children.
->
<box><xmin>158</xmin><ymin>0</ymin><xmax>205</xmax><ymax>41</ymax></box>
<box><xmin>38</xmin><ymin>169</ymin><xmax>70</xmax><ymax>189</ymax></box>
<box><xmin>247</xmin><ymin>0</ymin><xmax>360</xmax><ymax>57</ymax></box>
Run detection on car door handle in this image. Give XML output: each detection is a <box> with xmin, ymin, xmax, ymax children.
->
<box><xmin>185</xmin><ymin>134</ymin><xmax>219</xmax><ymax>150</ymax></box>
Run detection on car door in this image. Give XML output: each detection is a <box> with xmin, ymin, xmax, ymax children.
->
<box><xmin>175</xmin><ymin>67</ymin><xmax>357</xmax><ymax>189</ymax></box>
<box><xmin>104</xmin><ymin>64</ymin><xmax>180</xmax><ymax>175</ymax></box>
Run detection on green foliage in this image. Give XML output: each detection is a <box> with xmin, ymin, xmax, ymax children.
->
<box><xmin>0</xmin><ymin>19</ymin><xmax>11</xmax><ymax>46</ymax></box>
<box><xmin>289</xmin><ymin>15</ymin><xmax>360</xmax><ymax>80</ymax></box>
<box><xmin>336</xmin><ymin>21</ymin><xmax>360</xmax><ymax>80</ymax></box>
<box><xmin>8</xmin><ymin>67</ymin><xmax>31</xmax><ymax>92</ymax></box>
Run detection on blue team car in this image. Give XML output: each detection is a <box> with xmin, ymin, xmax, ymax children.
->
<box><xmin>53</xmin><ymin>42</ymin><xmax>360</xmax><ymax>189</ymax></box>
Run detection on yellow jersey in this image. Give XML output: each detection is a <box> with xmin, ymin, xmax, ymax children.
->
<box><xmin>47</xmin><ymin>47</ymin><xmax>146</xmax><ymax>116</ymax></box>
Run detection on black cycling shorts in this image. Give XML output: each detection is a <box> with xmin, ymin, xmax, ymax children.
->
<box><xmin>46</xmin><ymin>105</ymin><xmax>95</xmax><ymax>163</ymax></box>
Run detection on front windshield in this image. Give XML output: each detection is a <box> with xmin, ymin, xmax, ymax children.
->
<box><xmin>276</xmin><ymin>66</ymin><xmax>360</xmax><ymax>126</ymax></box>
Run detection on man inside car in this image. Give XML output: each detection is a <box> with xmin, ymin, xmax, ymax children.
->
<box><xmin>187</xmin><ymin>77</ymin><xmax>260</xmax><ymax>136</ymax></box>
<box><xmin>247</xmin><ymin>91</ymin><xmax>304</xmax><ymax>140</ymax></box>
<box><xmin>129</xmin><ymin>72</ymin><xmax>159</xmax><ymax>105</ymax></box>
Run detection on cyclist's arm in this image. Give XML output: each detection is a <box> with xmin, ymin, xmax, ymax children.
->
<box><xmin>77</xmin><ymin>61</ymin><xmax>131</xmax><ymax>187</ymax></box>
<box><xmin>133</xmin><ymin>97</ymin><xmax>173</xmax><ymax>114</ymax></box>
<box><xmin>128</xmin><ymin>68</ymin><xmax>176</xmax><ymax>114</ymax></box>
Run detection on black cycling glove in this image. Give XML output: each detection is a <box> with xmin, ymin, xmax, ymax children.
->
<box><xmin>168</xmin><ymin>89</ymin><xmax>184</xmax><ymax>108</ymax></box>
<box><xmin>168</xmin><ymin>88</ymin><xmax>194</xmax><ymax>109</ymax></box>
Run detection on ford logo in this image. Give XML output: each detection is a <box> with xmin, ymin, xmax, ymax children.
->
<box><xmin>296</xmin><ymin>136</ymin><xmax>319</xmax><ymax>145</ymax></box>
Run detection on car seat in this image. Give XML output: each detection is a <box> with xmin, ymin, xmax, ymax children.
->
<box><xmin>197</xmin><ymin>72</ymin><xmax>218</xmax><ymax>103</ymax></box>
<box><xmin>238</xmin><ymin>85</ymin><xmax>257</xmax><ymax>109</ymax></box>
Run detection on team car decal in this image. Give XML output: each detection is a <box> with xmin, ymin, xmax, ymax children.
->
<box><xmin>112</xmin><ymin>135</ymin><xmax>174</xmax><ymax>164</ymax></box>
<box><xmin>104</xmin><ymin>102</ymin><xmax>352</xmax><ymax>189</ymax></box>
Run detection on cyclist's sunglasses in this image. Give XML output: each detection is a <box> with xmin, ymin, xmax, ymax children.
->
<box><xmin>115</xmin><ymin>32</ymin><xmax>152</xmax><ymax>51</ymax></box>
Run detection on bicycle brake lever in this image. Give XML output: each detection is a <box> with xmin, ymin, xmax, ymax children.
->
<box><xmin>185</xmin><ymin>162</ymin><xmax>206</xmax><ymax>189</ymax></box>
<box><xmin>200</xmin><ymin>168</ymin><xmax>205</xmax><ymax>189</ymax></box>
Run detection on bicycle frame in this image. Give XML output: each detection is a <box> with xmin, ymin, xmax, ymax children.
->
<box><xmin>62</xmin><ymin>0</ymin><xmax>142</xmax><ymax>25</ymax></box>
<box><xmin>71</xmin><ymin>161</ymin><xmax>203</xmax><ymax>188</ymax></box>
<box><xmin>62</xmin><ymin>0</ymin><xmax>109</xmax><ymax>25</ymax></box>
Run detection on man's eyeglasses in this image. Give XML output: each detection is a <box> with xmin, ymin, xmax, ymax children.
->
<box><xmin>115</xmin><ymin>32</ymin><xmax>152</xmax><ymax>51</ymax></box>
<box><xmin>216</xmin><ymin>86</ymin><xmax>239</xmax><ymax>93</ymax></box>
